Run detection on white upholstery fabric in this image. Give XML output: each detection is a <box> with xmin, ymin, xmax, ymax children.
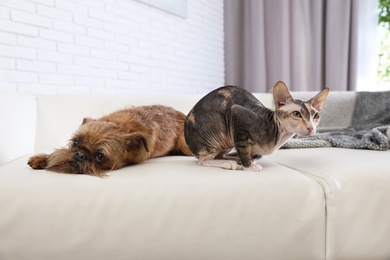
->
<box><xmin>268</xmin><ymin>148</ymin><xmax>390</xmax><ymax>259</ymax></box>
<box><xmin>0</xmin><ymin>93</ymin><xmax>36</xmax><ymax>165</ymax></box>
<box><xmin>0</xmin><ymin>156</ymin><xmax>325</xmax><ymax>260</ymax></box>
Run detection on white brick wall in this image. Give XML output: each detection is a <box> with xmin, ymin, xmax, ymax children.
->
<box><xmin>0</xmin><ymin>0</ymin><xmax>224</xmax><ymax>95</ymax></box>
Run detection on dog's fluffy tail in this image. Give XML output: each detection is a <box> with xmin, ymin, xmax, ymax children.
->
<box><xmin>178</xmin><ymin>132</ymin><xmax>193</xmax><ymax>156</ymax></box>
<box><xmin>169</xmin><ymin>132</ymin><xmax>193</xmax><ymax>156</ymax></box>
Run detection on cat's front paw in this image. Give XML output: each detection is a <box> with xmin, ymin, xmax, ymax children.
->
<box><xmin>243</xmin><ymin>163</ymin><xmax>263</xmax><ymax>172</ymax></box>
<box><xmin>28</xmin><ymin>154</ymin><xmax>48</xmax><ymax>169</ymax></box>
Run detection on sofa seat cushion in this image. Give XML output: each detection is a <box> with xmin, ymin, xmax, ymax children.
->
<box><xmin>268</xmin><ymin>148</ymin><xmax>390</xmax><ymax>259</ymax></box>
<box><xmin>0</xmin><ymin>155</ymin><xmax>325</xmax><ymax>260</ymax></box>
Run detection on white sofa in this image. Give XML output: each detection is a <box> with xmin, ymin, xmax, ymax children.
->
<box><xmin>1</xmin><ymin>91</ymin><xmax>389</xmax><ymax>260</ymax></box>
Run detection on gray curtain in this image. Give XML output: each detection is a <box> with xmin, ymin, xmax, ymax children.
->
<box><xmin>224</xmin><ymin>0</ymin><xmax>377</xmax><ymax>92</ymax></box>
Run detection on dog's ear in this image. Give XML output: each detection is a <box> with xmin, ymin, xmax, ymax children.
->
<box><xmin>82</xmin><ymin>117</ymin><xmax>95</xmax><ymax>125</ymax></box>
<box><xmin>126</xmin><ymin>133</ymin><xmax>149</xmax><ymax>153</ymax></box>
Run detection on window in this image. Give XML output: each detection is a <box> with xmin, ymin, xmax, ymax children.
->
<box><xmin>378</xmin><ymin>0</ymin><xmax>390</xmax><ymax>90</ymax></box>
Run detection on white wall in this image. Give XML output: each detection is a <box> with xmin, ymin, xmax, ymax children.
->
<box><xmin>0</xmin><ymin>0</ymin><xmax>224</xmax><ymax>95</ymax></box>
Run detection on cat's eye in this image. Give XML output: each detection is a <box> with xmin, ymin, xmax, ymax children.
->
<box><xmin>95</xmin><ymin>153</ymin><xmax>106</xmax><ymax>163</ymax></box>
<box><xmin>314</xmin><ymin>113</ymin><xmax>320</xmax><ymax>120</ymax></box>
<box><xmin>292</xmin><ymin>111</ymin><xmax>302</xmax><ymax>118</ymax></box>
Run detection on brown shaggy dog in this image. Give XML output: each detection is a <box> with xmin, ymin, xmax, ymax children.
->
<box><xmin>28</xmin><ymin>105</ymin><xmax>192</xmax><ymax>176</ymax></box>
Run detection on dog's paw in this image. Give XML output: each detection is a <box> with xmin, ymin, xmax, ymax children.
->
<box><xmin>242</xmin><ymin>163</ymin><xmax>263</xmax><ymax>172</ymax></box>
<box><xmin>27</xmin><ymin>154</ymin><xmax>48</xmax><ymax>169</ymax></box>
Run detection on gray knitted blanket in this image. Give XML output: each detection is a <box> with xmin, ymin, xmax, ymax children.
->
<box><xmin>282</xmin><ymin>90</ymin><xmax>390</xmax><ymax>151</ymax></box>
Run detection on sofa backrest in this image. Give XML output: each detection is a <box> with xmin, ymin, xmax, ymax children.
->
<box><xmin>0</xmin><ymin>93</ymin><xmax>36</xmax><ymax>165</ymax></box>
<box><xmin>34</xmin><ymin>94</ymin><xmax>201</xmax><ymax>152</ymax></box>
<box><xmin>1</xmin><ymin>90</ymin><xmax>353</xmax><ymax>157</ymax></box>
<box><xmin>33</xmin><ymin>91</ymin><xmax>357</xmax><ymax>153</ymax></box>
<box><xmin>34</xmin><ymin>93</ymin><xmax>274</xmax><ymax>152</ymax></box>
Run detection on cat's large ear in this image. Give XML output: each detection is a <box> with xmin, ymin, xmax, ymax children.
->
<box><xmin>273</xmin><ymin>81</ymin><xmax>293</xmax><ymax>109</ymax></box>
<box><xmin>308</xmin><ymin>88</ymin><xmax>329</xmax><ymax>112</ymax></box>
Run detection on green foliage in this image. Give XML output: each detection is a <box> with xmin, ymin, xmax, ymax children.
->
<box><xmin>379</xmin><ymin>0</ymin><xmax>390</xmax><ymax>26</ymax></box>
<box><xmin>378</xmin><ymin>27</ymin><xmax>390</xmax><ymax>82</ymax></box>
<box><xmin>378</xmin><ymin>0</ymin><xmax>390</xmax><ymax>82</ymax></box>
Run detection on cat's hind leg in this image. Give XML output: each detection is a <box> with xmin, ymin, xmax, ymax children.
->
<box><xmin>198</xmin><ymin>154</ymin><xmax>262</xmax><ymax>172</ymax></box>
<box><xmin>199</xmin><ymin>156</ymin><xmax>241</xmax><ymax>170</ymax></box>
<box><xmin>197</xmin><ymin>151</ymin><xmax>240</xmax><ymax>170</ymax></box>
<box><xmin>198</xmin><ymin>153</ymin><xmax>240</xmax><ymax>170</ymax></box>
<box><xmin>223</xmin><ymin>150</ymin><xmax>263</xmax><ymax>163</ymax></box>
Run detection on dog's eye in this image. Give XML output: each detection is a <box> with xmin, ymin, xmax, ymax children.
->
<box><xmin>95</xmin><ymin>153</ymin><xmax>106</xmax><ymax>163</ymax></box>
<box><xmin>292</xmin><ymin>111</ymin><xmax>302</xmax><ymax>118</ymax></box>
<box><xmin>72</xmin><ymin>140</ymin><xmax>78</xmax><ymax>148</ymax></box>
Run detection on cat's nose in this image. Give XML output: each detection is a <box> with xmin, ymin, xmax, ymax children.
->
<box><xmin>307</xmin><ymin>126</ymin><xmax>314</xmax><ymax>133</ymax></box>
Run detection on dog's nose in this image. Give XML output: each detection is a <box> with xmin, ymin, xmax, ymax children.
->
<box><xmin>74</xmin><ymin>151</ymin><xmax>86</xmax><ymax>162</ymax></box>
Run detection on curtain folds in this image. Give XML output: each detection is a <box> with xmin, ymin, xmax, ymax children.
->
<box><xmin>224</xmin><ymin>0</ymin><xmax>377</xmax><ymax>92</ymax></box>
